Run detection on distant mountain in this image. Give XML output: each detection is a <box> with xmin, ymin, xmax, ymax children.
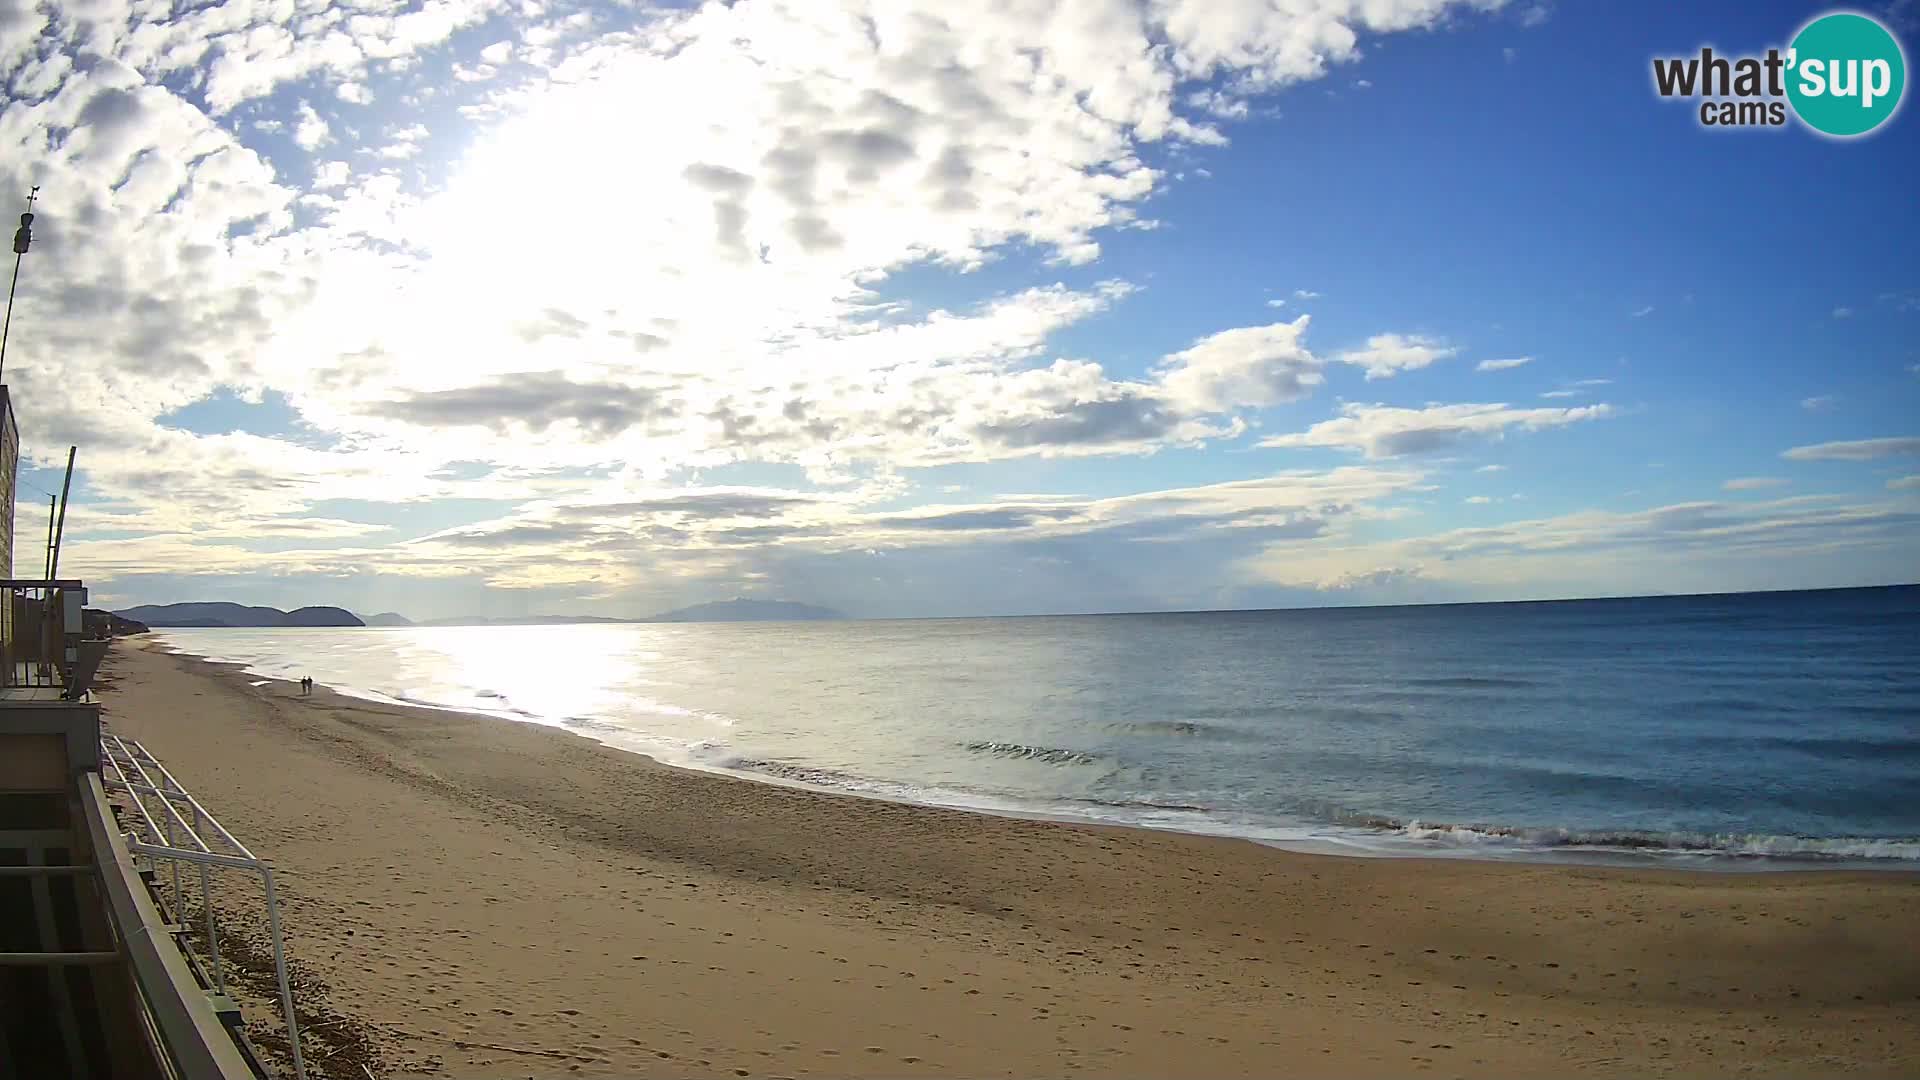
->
<box><xmin>417</xmin><ymin>615</ymin><xmax>637</xmax><ymax>626</ymax></box>
<box><xmin>284</xmin><ymin>606</ymin><xmax>363</xmax><ymax>626</ymax></box>
<box><xmin>114</xmin><ymin>599</ymin><xmax>843</xmax><ymax>629</ymax></box>
<box><xmin>645</xmin><ymin>598</ymin><xmax>845</xmax><ymax>623</ymax></box>
<box><xmin>114</xmin><ymin>602</ymin><xmax>365</xmax><ymax>628</ymax></box>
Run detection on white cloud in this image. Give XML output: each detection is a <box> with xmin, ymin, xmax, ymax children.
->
<box><xmin>1519</xmin><ymin>3</ymin><xmax>1552</xmax><ymax>28</ymax></box>
<box><xmin>3</xmin><ymin>0</ymin><xmax>1703</xmax><ymax>614</ymax></box>
<box><xmin>1260</xmin><ymin>402</ymin><xmax>1613</xmax><ymax>459</ymax></box>
<box><xmin>1155</xmin><ymin>317</ymin><xmax>1324</xmax><ymax>413</ymax></box>
<box><xmin>1476</xmin><ymin>464</ymin><xmax>1506</xmax><ymax>473</ymax></box>
<box><xmin>293</xmin><ymin>100</ymin><xmax>331</xmax><ymax>150</ymax></box>
<box><xmin>1465</xmin><ymin>495</ymin><xmax>1493</xmax><ymax>504</ymax></box>
<box><xmin>1801</xmin><ymin>394</ymin><xmax>1837</xmax><ymax>412</ymax></box>
<box><xmin>1539</xmin><ymin>389</ymin><xmax>1577</xmax><ymax>399</ymax></box>
<box><xmin>1502</xmin><ymin>46</ymin><xmax>1517</xmax><ymax>63</ymax></box>
<box><xmin>1475</xmin><ymin>356</ymin><xmax>1531</xmax><ymax>372</ymax></box>
<box><xmin>1723</xmin><ymin>477</ymin><xmax>1788</xmax><ymax>491</ymax></box>
<box><xmin>1334</xmin><ymin>333</ymin><xmax>1457</xmax><ymax>379</ymax></box>
<box><xmin>1631</xmin><ymin>305</ymin><xmax>1654</xmax><ymax>318</ymax></box>
<box><xmin>1156</xmin><ymin>0</ymin><xmax>1499</xmax><ymax>89</ymax></box>
<box><xmin>1242</xmin><ymin>493</ymin><xmax>1920</xmax><ymax>600</ymax></box>
<box><xmin>1187</xmin><ymin>89</ymin><xmax>1248</xmax><ymax>119</ymax></box>
<box><xmin>11</xmin><ymin>50</ymin><xmax>71</xmax><ymax>99</ymax></box>
<box><xmin>1293</xmin><ymin>288</ymin><xmax>1321</xmax><ymax>300</ymax></box>
<box><xmin>1781</xmin><ymin>437</ymin><xmax>1920</xmax><ymax>461</ymax></box>
<box><xmin>1832</xmin><ymin>306</ymin><xmax>1854</xmax><ymax>319</ymax></box>
<box><xmin>111</xmin><ymin>465</ymin><xmax>1425</xmax><ymax>599</ymax></box>
<box><xmin>1890</xmin><ymin>475</ymin><xmax>1920</xmax><ymax>490</ymax></box>
<box><xmin>1265</xmin><ymin>298</ymin><xmax>1286</xmax><ymax>308</ymax></box>
<box><xmin>311</xmin><ymin>161</ymin><xmax>352</xmax><ymax>189</ymax></box>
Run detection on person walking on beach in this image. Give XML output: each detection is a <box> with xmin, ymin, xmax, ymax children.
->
<box><xmin>300</xmin><ymin>676</ymin><xmax>312</xmax><ymax>696</ymax></box>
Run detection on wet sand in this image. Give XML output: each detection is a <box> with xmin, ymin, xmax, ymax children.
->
<box><xmin>97</xmin><ymin>638</ymin><xmax>1920</xmax><ymax>1078</ymax></box>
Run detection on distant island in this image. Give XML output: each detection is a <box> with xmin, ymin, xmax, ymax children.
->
<box><xmin>113</xmin><ymin>598</ymin><xmax>846</xmax><ymax>628</ymax></box>
<box><xmin>411</xmin><ymin>615</ymin><xmax>635</xmax><ymax>626</ymax></box>
<box><xmin>647</xmin><ymin>598</ymin><xmax>844</xmax><ymax>623</ymax></box>
<box><xmin>113</xmin><ymin>602</ymin><xmax>365</xmax><ymax>628</ymax></box>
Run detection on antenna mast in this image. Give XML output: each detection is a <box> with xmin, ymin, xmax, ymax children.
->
<box><xmin>0</xmin><ymin>186</ymin><xmax>38</xmax><ymax>384</ymax></box>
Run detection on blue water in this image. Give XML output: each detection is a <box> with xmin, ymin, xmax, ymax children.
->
<box><xmin>153</xmin><ymin>586</ymin><xmax>1920</xmax><ymax>868</ymax></box>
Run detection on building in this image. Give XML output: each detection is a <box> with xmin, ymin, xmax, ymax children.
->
<box><xmin>0</xmin><ymin>378</ymin><xmax>286</xmax><ymax>1077</ymax></box>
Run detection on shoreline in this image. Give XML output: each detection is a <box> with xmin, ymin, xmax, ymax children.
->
<box><xmin>146</xmin><ymin>633</ymin><xmax>1920</xmax><ymax>874</ymax></box>
<box><xmin>100</xmin><ymin>636</ymin><xmax>1920</xmax><ymax>1078</ymax></box>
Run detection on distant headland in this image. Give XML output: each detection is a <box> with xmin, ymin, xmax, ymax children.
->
<box><xmin>114</xmin><ymin>602</ymin><xmax>366</xmax><ymax>628</ymax></box>
<box><xmin>111</xmin><ymin>597</ymin><xmax>847</xmax><ymax>628</ymax></box>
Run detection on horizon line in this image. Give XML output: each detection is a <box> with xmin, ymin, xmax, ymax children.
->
<box><xmin>118</xmin><ymin>580</ymin><xmax>1918</xmax><ymax>626</ymax></box>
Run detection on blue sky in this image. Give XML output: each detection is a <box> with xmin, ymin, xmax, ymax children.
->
<box><xmin>2</xmin><ymin>0</ymin><xmax>1915</xmax><ymax>620</ymax></box>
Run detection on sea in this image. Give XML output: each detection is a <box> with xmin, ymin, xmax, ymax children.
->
<box><xmin>150</xmin><ymin>586</ymin><xmax>1920</xmax><ymax>870</ymax></box>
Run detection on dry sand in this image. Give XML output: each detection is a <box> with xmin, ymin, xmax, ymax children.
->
<box><xmin>96</xmin><ymin>638</ymin><xmax>1919</xmax><ymax>1078</ymax></box>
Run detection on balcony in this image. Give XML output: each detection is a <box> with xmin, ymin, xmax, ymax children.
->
<box><xmin>0</xmin><ymin>578</ymin><xmax>107</xmax><ymax>701</ymax></box>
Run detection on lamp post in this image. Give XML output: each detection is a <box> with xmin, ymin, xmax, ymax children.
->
<box><xmin>0</xmin><ymin>186</ymin><xmax>39</xmax><ymax>384</ymax></box>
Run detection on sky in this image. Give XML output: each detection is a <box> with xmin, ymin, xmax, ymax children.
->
<box><xmin>1</xmin><ymin>0</ymin><xmax>1916</xmax><ymax>621</ymax></box>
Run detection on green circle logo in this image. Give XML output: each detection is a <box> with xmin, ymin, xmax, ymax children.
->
<box><xmin>1786</xmin><ymin>12</ymin><xmax>1907</xmax><ymax>137</ymax></box>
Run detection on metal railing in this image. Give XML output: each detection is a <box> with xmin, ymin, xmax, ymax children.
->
<box><xmin>0</xmin><ymin>577</ymin><xmax>85</xmax><ymax>690</ymax></box>
<box><xmin>81</xmin><ymin>773</ymin><xmax>259</xmax><ymax>1080</ymax></box>
<box><xmin>100</xmin><ymin>733</ymin><xmax>308</xmax><ymax>1080</ymax></box>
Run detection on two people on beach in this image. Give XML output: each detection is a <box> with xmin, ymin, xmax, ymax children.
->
<box><xmin>299</xmin><ymin>676</ymin><xmax>313</xmax><ymax>696</ymax></box>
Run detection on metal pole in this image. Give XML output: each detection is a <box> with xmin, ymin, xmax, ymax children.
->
<box><xmin>1</xmin><ymin>186</ymin><xmax>37</xmax><ymax>384</ymax></box>
<box><xmin>43</xmin><ymin>494</ymin><xmax>54</xmax><ymax>578</ymax></box>
<box><xmin>192</xmin><ymin>802</ymin><xmax>225</xmax><ymax>993</ymax></box>
<box><xmin>49</xmin><ymin>445</ymin><xmax>73</xmax><ymax>579</ymax></box>
<box><xmin>0</xmin><ymin>249</ymin><xmax>21</xmax><ymax>382</ymax></box>
<box><xmin>261</xmin><ymin>867</ymin><xmax>308</xmax><ymax>1080</ymax></box>
<box><xmin>163</xmin><ymin>801</ymin><xmax>182</xmax><ymax>914</ymax></box>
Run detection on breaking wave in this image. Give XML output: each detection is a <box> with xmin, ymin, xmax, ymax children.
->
<box><xmin>1403</xmin><ymin>676</ymin><xmax>1540</xmax><ymax>690</ymax></box>
<box><xmin>1345</xmin><ymin>817</ymin><xmax>1920</xmax><ymax>862</ymax></box>
<box><xmin>149</xmin><ymin>619</ymin><xmax>1920</xmax><ymax>871</ymax></box>
<box><xmin>1121</xmin><ymin>718</ymin><xmax>1247</xmax><ymax>739</ymax></box>
<box><xmin>963</xmin><ymin>740</ymin><xmax>1101</xmax><ymax>766</ymax></box>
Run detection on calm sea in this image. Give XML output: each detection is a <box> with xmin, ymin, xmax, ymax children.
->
<box><xmin>151</xmin><ymin>586</ymin><xmax>1920</xmax><ymax>869</ymax></box>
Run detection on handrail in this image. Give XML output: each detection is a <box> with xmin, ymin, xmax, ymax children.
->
<box><xmin>100</xmin><ymin>734</ymin><xmax>308</xmax><ymax>1080</ymax></box>
<box><xmin>79</xmin><ymin>772</ymin><xmax>257</xmax><ymax>1080</ymax></box>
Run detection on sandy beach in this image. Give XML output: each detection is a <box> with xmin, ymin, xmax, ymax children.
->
<box><xmin>95</xmin><ymin>637</ymin><xmax>1919</xmax><ymax>1079</ymax></box>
